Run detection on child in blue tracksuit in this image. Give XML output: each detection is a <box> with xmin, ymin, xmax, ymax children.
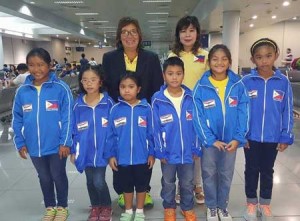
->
<box><xmin>152</xmin><ymin>57</ymin><xmax>201</xmax><ymax>221</ymax></box>
<box><xmin>104</xmin><ymin>73</ymin><xmax>155</xmax><ymax>221</ymax></box>
<box><xmin>12</xmin><ymin>48</ymin><xmax>73</xmax><ymax>221</ymax></box>
<box><xmin>193</xmin><ymin>44</ymin><xmax>249</xmax><ymax>221</ymax></box>
<box><xmin>242</xmin><ymin>38</ymin><xmax>294</xmax><ymax>221</ymax></box>
<box><xmin>71</xmin><ymin>65</ymin><xmax>114</xmax><ymax>221</ymax></box>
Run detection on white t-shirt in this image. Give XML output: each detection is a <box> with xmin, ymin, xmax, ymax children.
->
<box><xmin>12</xmin><ymin>72</ymin><xmax>30</xmax><ymax>86</ymax></box>
<box><xmin>164</xmin><ymin>88</ymin><xmax>184</xmax><ymax>118</ymax></box>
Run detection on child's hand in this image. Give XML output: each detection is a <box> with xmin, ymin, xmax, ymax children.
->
<box><xmin>277</xmin><ymin>143</ymin><xmax>288</xmax><ymax>152</ymax></box>
<box><xmin>148</xmin><ymin>156</ymin><xmax>155</xmax><ymax>169</ymax></box>
<box><xmin>244</xmin><ymin>141</ymin><xmax>250</xmax><ymax>149</ymax></box>
<box><xmin>226</xmin><ymin>140</ymin><xmax>240</xmax><ymax>153</ymax></box>
<box><xmin>109</xmin><ymin>157</ymin><xmax>118</xmax><ymax>171</ymax></box>
<box><xmin>213</xmin><ymin>141</ymin><xmax>227</xmax><ymax>151</ymax></box>
<box><xmin>160</xmin><ymin>159</ymin><xmax>167</xmax><ymax>164</ymax></box>
<box><xmin>70</xmin><ymin>154</ymin><xmax>76</xmax><ymax>164</ymax></box>
<box><xmin>19</xmin><ymin>146</ymin><xmax>28</xmax><ymax>159</ymax></box>
<box><xmin>193</xmin><ymin>155</ymin><xmax>200</xmax><ymax>160</ymax></box>
<box><xmin>59</xmin><ymin>145</ymin><xmax>70</xmax><ymax>159</ymax></box>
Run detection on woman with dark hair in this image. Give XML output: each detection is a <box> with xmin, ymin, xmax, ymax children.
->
<box><xmin>169</xmin><ymin>15</ymin><xmax>209</xmax><ymax>206</ymax></box>
<box><xmin>102</xmin><ymin>16</ymin><xmax>163</xmax><ymax>210</ymax></box>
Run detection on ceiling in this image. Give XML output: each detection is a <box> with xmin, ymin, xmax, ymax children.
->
<box><xmin>0</xmin><ymin>0</ymin><xmax>299</xmax><ymax>46</ymax></box>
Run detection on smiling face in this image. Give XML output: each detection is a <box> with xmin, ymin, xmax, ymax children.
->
<box><xmin>120</xmin><ymin>23</ymin><xmax>140</xmax><ymax>51</ymax></box>
<box><xmin>27</xmin><ymin>56</ymin><xmax>50</xmax><ymax>85</ymax></box>
<box><xmin>209</xmin><ymin>49</ymin><xmax>231</xmax><ymax>76</ymax></box>
<box><xmin>179</xmin><ymin>24</ymin><xmax>197</xmax><ymax>51</ymax></box>
<box><xmin>119</xmin><ymin>77</ymin><xmax>141</xmax><ymax>104</ymax></box>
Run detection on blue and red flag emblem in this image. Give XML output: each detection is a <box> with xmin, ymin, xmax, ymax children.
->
<box><xmin>186</xmin><ymin>111</ymin><xmax>192</xmax><ymax>120</ymax></box>
<box><xmin>138</xmin><ymin>116</ymin><xmax>147</xmax><ymax>127</ymax></box>
<box><xmin>229</xmin><ymin>96</ymin><xmax>238</xmax><ymax>107</ymax></box>
<box><xmin>194</xmin><ymin>55</ymin><xmax>205</xmax><ymax>63</ymax></box>
<box><xmin>46</xmin><ymin>100</ymin><xmax>59</xmax><ymax>111</ymax></box>
<box><xmin>273</xmin><ymin>90</ymin><xmax>284</xmax><ymax>101</ymax></box>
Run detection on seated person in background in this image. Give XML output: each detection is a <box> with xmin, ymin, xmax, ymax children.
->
<box><xmin>59</xmin><ymin>63</ymin><xmax>76</xmax><ymax>78</ymax></box>
<box><xmin>9</xmin><ymin>63</ymin><xmax>30</xmax><ymax>87</ymax></box>
<box><xmin>2</xmin><ymin>64</ymin><xmax>10</xmax><ymax>72</ymax></box>
<box><xmin>72</xmin><ymin>63</ymin><xmax>78</xmax><ymax>72</ymax></box>
<box><xmin>282</xmin><ymin>48</ymin><xmax>293</xmax><ymax>68</ymax></box>
<box><xmin>88</xmin><ymin>57</ymin><xmax>97</xmax><ymax>66</ymax></box>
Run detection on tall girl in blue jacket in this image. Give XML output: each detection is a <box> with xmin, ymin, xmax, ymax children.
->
<box><xmin>152</xmin><ymin>57</ymin><xmax>201</xmax><ymax>221</ymax></box>
<box><xmin>71</xmin><ymin>65</ymin><xmax>114</xmax><ymax>221</ymax></box>
<box><xmin>242</xmin><ymin>38</ymin><xmax>294</xmax><ymax>221</ymax></box>
<box><xmin>193</xmin><ymin>44</ymin><xmax>249</xmax><ymax>220</ymax></box>
<box><xmin>104</xmin><ymin>73</ymin><xmax>155</xmax><ymax>221</ymax></box>
<box><xmin>12</xmin><ymin>48</ymin><xmax>73</xmax><ymax>221</ymax></box>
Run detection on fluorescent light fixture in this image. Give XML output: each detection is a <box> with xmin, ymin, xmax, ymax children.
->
<box><xmin>282</xmin><ymin>1</ymin><xmax>290</xmax><ymax>6</ymax></box>
<box><xmin>252</xmin><ymin>15</ymin><xmax>257</xmax><ymax>19</ymax></box>
<box><xmin>30</xmin><ymin>1</ymin><xmax>36</xmax><ymax>4</ymax></box>
<box><xmin>149</xmin><ymin>26</ymin><xmax>166</xmax><ymax>28</ymax></box>
<box><xmin>272</xmin><ymin>15</ymin><xmax>277</xmax><ymax>19</ymax></box>
<box><xmin>150</xmin><ymin>30</ymin><xmax>162</xmax><ymax>32</ymax></box>
<box><xmin>75</xmin><ymin>12</ymin><xmax>99</xmax><ymax>15</ymax></box>
<box><xmin>19</xmin><ymin>5</ymin><xmax>32</xmax><ymax>16</ymax></box>
<box><xmin>89</xmin><ymin>21</ymin><xmax>109</xmax><ymax>23</ymax></box>
<box><xmin>143</xmin><ymin>0</ymin><xmax>171</xmax><ymax>2</ymax></box>
<box><xmin>249</xmin><ymin>23</ymin><xmax>254</xmax><ymax>28</ymax></box>
<box><xmin>5</xmin><ymin>30</ymin><xmax>23</xmax><ymax>36</ymax></box>
<box><xmin>146</xmin><ymin>12</ymin><xmax>169</xmax><ymax>15</ymax></box>
<box><xmin>104</xmin><ymin>30</ymin><xmax>116</xmax><ymax>33</ymax></box>
<box><xmin>24</xmin><ymin>34</ymin><xmax>33</xmax><ymax>38</ymax></box>
<box><xmin>80</xmin><ymin>28</ymin><xmax>85</xmax><ymax>35</ymax></box>
<box><xmin>148</xmin><ymin>20</ymin><xmax>167</xmax><ymax>23</ymax></box>
<box><xmin>96</xmin><ymin>26</ymin><xmax>116</xmax><ymax>29</ymax></box>
<box><xmin>54</xmin><ymin>1</ymin><xmax>84</xmax><ymax>4</ymax></box>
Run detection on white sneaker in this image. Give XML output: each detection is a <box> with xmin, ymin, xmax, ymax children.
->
<box><xmin>217</xmin><ymin>208</ymin><xmax>232</xmax><ymax>221</ymax></box>
<box><xmin>206</xmin><ymin>208</ymin><xmax>218</xmax><ymax>221</ymax></box>
<box><xmin>243</xmin><ymin>203</ymin><xmax>258</xmax><ymax>221</ymax></box>
<box><xmin>259</xmin><ymin>205</ymin><xmax>273</xmax><ymax>221</ymax></box>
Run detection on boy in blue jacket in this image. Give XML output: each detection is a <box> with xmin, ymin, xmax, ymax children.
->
<box><xmin>152</xmin><ymin>57</ymin><xmax>201</xmax><ymax>221</ymax></box>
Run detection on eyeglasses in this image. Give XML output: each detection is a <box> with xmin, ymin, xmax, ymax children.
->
<box><xmin>81</xmin><ymin>79</ymin><xmax>100</xmax><ymax>84</ymax></box>
<box><xmin>121</xmin><ymin>29</ymin><xmax>138</xmax><ymax>37</ymax></box>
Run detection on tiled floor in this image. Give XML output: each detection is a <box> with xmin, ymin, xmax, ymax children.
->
<box><xmin>1</xmin><ymin>119</ymin><xmax>300</xmax><ymax>221</ymax></box>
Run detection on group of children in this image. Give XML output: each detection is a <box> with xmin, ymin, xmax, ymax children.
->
<box><xmin>12</xmin><ymin>16</ymin><xmax>294</xmax><ymax>221</ymax></box>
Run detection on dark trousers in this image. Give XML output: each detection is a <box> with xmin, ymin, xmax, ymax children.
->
<box><xmin>244</xmin><ymin>140</ymin><xmax>278</xmax><ymax>205</ymax></box>
<box><xmin>31</xmin><ymin>154</ymin><xmax>68</xmax><ymax>208</ymax></box>
<box><xmin>113</xmin><ymin>167</ymin><xmax>152</xmax><ymax>194</ymax></box>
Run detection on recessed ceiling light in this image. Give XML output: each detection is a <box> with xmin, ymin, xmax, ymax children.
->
<box><xmin>146</xmin><ymin>12</ymin><xmax>169</xmax><ymax>15</ymax></box>
<box><xmin>249</xmin><ymin>23</ymin><xmax>254</xmax><ymax>27</ymax></box>
<box><xmin>75</xmin><ymin>12</ymin><xmax>99</xmax><ymax>15</ymax></box>
<box><xmin>54</xmin><ymin>1</ymin><xmax>84</xmax><ymax>4</ymax></box>
<box><xmin>56</xmin><ymin>34</ymin><xmax>59</xmax><ymax>37</ymax></box>
<box><xmin>272</xmin><ymin>15</ymin><xmax>277</xmax><ymax>19</ymax></box>
<box><xmin>252</xmin><ymin>15</ymin><xmax>257</xmax><ymax>19</ymax></box>
<box><xmin>282</xmin><ymin>1</ymin><xmax>290</xmax><ymax>6</ymax></box>
<box><xmin>293</xmin><ymin>16</ymin><xmax>297</xmax><ymax>20</ymax></box>
<box><xmin>66</xmin><ymin>37</ymin><xmax>69</xmax><ymax>40</ymax></box>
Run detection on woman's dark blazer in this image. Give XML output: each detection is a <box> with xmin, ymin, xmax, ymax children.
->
<box><xmin>102</xmin><ymin>48</ymin><xmax>164</xmax><ymax>103</ymax></box>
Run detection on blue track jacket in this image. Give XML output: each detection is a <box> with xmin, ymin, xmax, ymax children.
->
<box><xmin>104</xmin><ymin>98</ymin><xmax>154</xmax><ymax>166</ymax></box>
<box><xmin>72</xmin><ymin>92</ymin><xmax>114</xmax><ymax>173</ymax></box>
<box><xmin>242</xmin><ymin>69</ymin><xmax>294</xmax><ymax>144</ymax></box>
<box><xmin>12</xmin><ymin>72</ymin><xmax>73</xmax><ymax>157</ymax></box>
<box><xmin>151</xmin><ymin>85</ymin><xmax>201</xmax><ymax>164</ymax></box>
<box><xmin>193</xmin><ymin>70</ymin><xmax>249</xmax><ymax>148</ymax></box>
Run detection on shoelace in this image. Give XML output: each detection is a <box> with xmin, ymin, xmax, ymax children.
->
<box><xmin>247</xmin><ymin>204</ymin><xmax>257</xmax><ymax>214</ymax></box>
<box><xmin>260</xmin><ymin>205</ymin><xmax>272</xmax><ymax>216</ymax></box>
<box><xmin>219</xmin><ymin>209</ymin><xmax>229</xmax><ymax>217</ymax></box>
<box><xmin>209</xmin><ymin>208</ymin><xmax>217</xmax><ymax>217</ymax></box>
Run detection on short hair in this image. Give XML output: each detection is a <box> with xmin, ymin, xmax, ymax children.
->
<box><xmin>116</xmin><ymin>17</ymin><xmax>143</xmax><ymax>50</ymax></box>
<box><xmin>65</xmin><ymin>63</ymin><xmax>71</xmax><ymax>68</ymax></box>
<box><xmin>17</xmin><ymin>63</ymin><xmax>28</xmax><ymax>71</ymax></box>
<box><xmin>163</xmin><ymin>57</ymin><xmax>184</xmax><ymax>73</ymax></box>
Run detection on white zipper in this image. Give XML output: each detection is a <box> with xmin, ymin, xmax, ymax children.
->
<box><xmin>92</xmin><ymin>106</ymin><xmax>97</xmax><ymax>166</ymax></box>
<box><xmin>130</xmin><ymin>106</ymin><xmax>133</xmax><ymax>165</ymax></box>
<box><xmin>37</xmin><ymin>91</ymin><xmax>41</xmax><ymax>157</ymax></box>
<box><xmin>261</xmin><ymin>80</ymin><xmax>268</xmax><ymax>142</ymax></box>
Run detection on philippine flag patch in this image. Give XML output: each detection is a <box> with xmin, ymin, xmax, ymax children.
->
<box><xmin>248</xmin><ymin>90</ymin><xmax>258</xmax><ymax>98</ymax></box>
<box><xmin>138</xmin><ymin>116</ymin><xmax>147</xmax><ymax>127</ymax></box>
<box><xmin>160</xmin><ymin>114</ymin><xmax>173</xmax><ymax>124</ymax></box>
<box><xmin>114</xmin><ymin>117</ymin><xmax>126</xmax><ymax>127</ymax></box>
<box><xmin>46</xmin><ymin>100</ymin><xmax>59</xmax><ymax>111</ymax></box>
<box><xmin>77</xmin><ymin>121</ymin><xmax>88</xmax><ymax>131</ymax></box>
<box><xmin>22</xmin><ymin>104</ymin><xmax>32</xmax><ymax>112</ymax></box>
<box><xmin>102</xmin><ymin>117</ymin><xmax>108</xmax><ymax>127</ymax></box>
<box><xmin>229</xmin><ymin>96</ymin><xmax>238</xmax><ymax>107</ymax></box>
<box><xmin>203</xmin><ymin>99</ymin><xmax>216</xmax><ymax>108</ymax></box>
<box><xmin>273</xmin><ymin>90</ymin><xmax>284</xmax><ymax>101</ymax></box>
<box><xmin>186</xmin><ymin>111</ymin><xmax>192</xmax><ymax>120</ymax></box>
<box><xmin>194</xmin><ymin>55</ymin><xmax>205</xmax><ymax>63</ymax></box>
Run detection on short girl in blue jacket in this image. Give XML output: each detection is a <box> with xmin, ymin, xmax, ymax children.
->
<box><xmin>71</xmin><ymin>65</ymin><xmax>114</xmax><ymax>221</ymax></box>
<box><xmin>242</xmin><ymin>38</ymin><xmax>294</xmax><ymax>220</ymax></box>
<box><xmin>152</xmin><ymin>57</ymin><xmax>200</xmax><ymax>221</ymax></box>
<box><xmin>193</xmin><ymin>44</ymin><xmax>249</xmax><ymax>220</ymax></box>
<box><xmin>104</xmin><ymin>73</ymin><xmax>155</xmax><ymax>221</ymax></box>
<box><xmin>12</xmin><ymin>48</ymin><xmax>73</xmax><ymax>221</ymax></box>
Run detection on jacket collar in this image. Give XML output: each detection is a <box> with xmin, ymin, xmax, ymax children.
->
<box><xmin>118</xmin><ymin>97</ymin><xmax>148</xmax><ymax>107</ymax></box>
<box><xmin>24</xmin><ymin>72</ymin><xmax>58</xmax><ymax>85</ymax></box>
<box><xmin>250</xmin><ymin>68</ymin><xmax>283</xmax><ymax>79</ymax></box>
<box><xmin>199</xmin><ymin>69</ymin><xmax>241</xmax><ymax>86</ymax></box>
<box><xmin>77</xmin><ymin>91</ymin><xmax>110</xmax><ymax>106</ymax></box>
<box><xmin>155</xmin><ymin>84</ymin><xmax>192</xmax><ymax>100</ymax></box>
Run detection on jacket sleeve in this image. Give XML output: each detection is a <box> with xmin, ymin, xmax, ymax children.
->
<box><xmin>233</xmin><ymin>83</ymin><xmax>250</xmax><ymax>146</ymax></box>
<box><xmin>279</xmin><ymin>80</ymin><xmax>294</xmax><ymax>144</ymax></box>
<box><xmin>70</xmin><ymin>104</ymin><xmax>78</xmax><ymax>154</ymax></box>
<box><xmin>59</xmin><ymin>84</ymin><xmax>73</xmax><ymax>148</ymax></box>
<box><xmin>12</xmin><ymin>90</ymin><xmax>25</xmax><ymax>150</ymax></box>
<box><xmin>103</xmin><ymin>111</ymin><xmax>118</xmax><ymax>159</ymax></box>
<box><xmin>192</xmin><ymin>85</ymin><xmax>217</xmax><ymax>147</ymax></box>
<box><xmin>147</xmin><ymin>106</ymin><xmax>155</xmax><ymax>156</ymax></box>
<box><xmin>151</xmin><ymin>98</ymin><xmax>166</xmax><ymax>159</ymax></box>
